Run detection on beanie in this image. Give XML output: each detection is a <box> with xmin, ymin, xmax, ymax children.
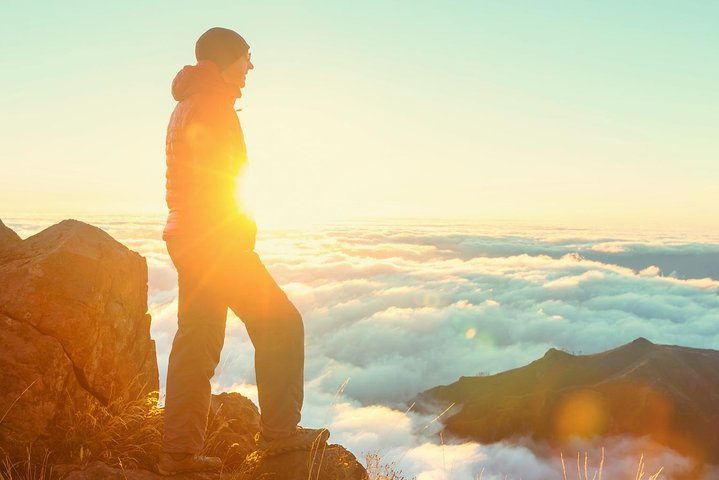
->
<box><xmin>195</xmin><ymin>27</ymin><xmax>250</xmax><ymax>71</ymax></box>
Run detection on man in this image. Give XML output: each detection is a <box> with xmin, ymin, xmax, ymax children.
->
<box><xmin>157</xmin><ymin>27</ymin><xmax>329</xmax><ymax>475</ymax></box>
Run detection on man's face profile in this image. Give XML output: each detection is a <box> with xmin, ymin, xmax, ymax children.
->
<box><xmin>221</xmin><ymin>51</ymin><xmax>254</xmax><ymax>89</ymax></box>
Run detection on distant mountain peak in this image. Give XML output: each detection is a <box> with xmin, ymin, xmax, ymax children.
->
<box><xmin>630</xmin><ymin>336</ymin><xmax>653</xmax><ymax>346</ymax></box>
<box><xmin>417</xmin><ymin>339</ymin><xmax>719</xmax><ymax>463</ymax></box>
<box><xmin>543</xmin><ymin>347</ymin><xmax>573</xmax><ymax>359</ymax></box>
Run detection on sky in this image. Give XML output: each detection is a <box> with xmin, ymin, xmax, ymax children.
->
<box><xmin>1</xmin><ymin>1</ymin><xmax>717</xmax><ymax>231</ymax></box>
<box><xmin>2</xmin><ymin>2</ymin><xmax>719</xmax><ymax>477</ymax></box>
<box><xmin>7</xmin><ymin>217</ymin><xmax>719</xmax><ymax>478</ymax></box>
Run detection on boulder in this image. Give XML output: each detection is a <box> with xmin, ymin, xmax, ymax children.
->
<box><xmin>0</xmin><ymin>219</ymin><xmax>158</xmax><ymax>456</ymax></box>
<box><xmin>203</xmin><ymin>392</ymin><xmax>261</xmax><ymax>468</ymax></box>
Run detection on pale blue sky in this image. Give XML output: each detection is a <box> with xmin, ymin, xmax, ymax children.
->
<box><xmin>1</xmin><ymin>1</ymin><xmax>717</xmax><ymax>230</ymax></box>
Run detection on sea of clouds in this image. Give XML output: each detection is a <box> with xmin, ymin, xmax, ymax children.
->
<box><xmin>6</xmin><ymin>216</ymin><xmax>719</xmax><ymax>479</ymax></box>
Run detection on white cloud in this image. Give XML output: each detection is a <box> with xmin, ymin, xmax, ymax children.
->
<box><xmin>7</xmin><ymin>217</ymin><xmax>719</xmax><ymax>478</ymax></box>
<box><xmin>544</xmin><ymin>270</ymin><xmax>606</xmax><ymax>288</ymax></box>
<box><xmin>591</xmin><ymin>242</ymin><xmax>628</xmax><ymax>253</ymax></box>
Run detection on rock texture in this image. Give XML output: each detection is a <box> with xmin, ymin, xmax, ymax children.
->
<box><xmin>0</xmin><ymin>311</ymin><xmax>98</xmax><ymax>448</ymax></box>
<box><xmin>203</xmin><ymin>392</ymin><xmax>261</xmax><ymax>469</ymax></box>
<box><xmin>0</xmin><ymin>219</ymin><xmax>158</xmax><ymax>456</ymax></box>
<box><xmin>242</xmin><ymin>445</ymin><xmax>369</xmax><ymax>479</ymax></box>
<box><xmin>417</xmin><ymin>337</ymin><xmax>719</xmax><ymax>464</ymax></box>
<box><xmin>0</xmin><ymin>219</ymin><xmax>21</xmax><ymax>251</ymax></box>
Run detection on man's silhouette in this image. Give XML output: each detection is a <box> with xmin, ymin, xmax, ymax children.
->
<box><xmin>157</xmin><ymin>27</ymin><xmax>328</xmax><ymax>475</ymax></box>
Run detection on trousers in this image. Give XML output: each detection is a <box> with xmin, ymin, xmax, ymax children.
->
<box><xmin>161</xmin><ymin>234</ymin><xmax>304</xmax><ymax>454</ymax></box>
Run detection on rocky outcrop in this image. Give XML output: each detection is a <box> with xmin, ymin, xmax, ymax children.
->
<box><xmin>54</xmin><ymin>446</ymin><xmax>368</xmax><ymax>480</ymax></box>
<box><xmin>0</xmin><ymin>219</ymin><xmax>158</xmax><ymax>456</ymax></box>
<box><xmin>1</xmin><ymin>219</ymin><xmax>367</xmax><ymax>480</ymax></box>
<box><xmin>48</xmin><ymin>391</ymin><xmax>367</xmax><ymax>480</ymax></box>
<box><xmin>417</xmin><ymin>337</ymin><xmax>719</xmax><ymax>464</ymax></box>
<box><xmin>54</xmin><ymin>444</ymin><xmax>368</xmax><ymax>480</ymax></box>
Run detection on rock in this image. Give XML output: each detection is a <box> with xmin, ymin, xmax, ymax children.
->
<box><xmin>57</xmin><ymin>461</ymin><xmax>160</xmax><ymax>480</ymax></box>
<box><xmin>242</xmin><ymin>444</ymin><xmax>369</xmax><ymax>480</ymax></box>
<box><xmin>50</xmin><ymin>463</ymin><xmax>83</xmax><ymax>479</ymax></box>
<box><xmin>56</xmin><ymin>461</ymin><xmax>224</xmax><ymax>480</ymax></box>
<box><xmin>51</xmin><ymin>444</ymin><xmax>369</xmax><ymax>480</ymax></box>
<box><xmin>203</xmin><ymin>392</ymin><xmax>261</xmax><ymax>468</ymax></box>
<box><xmin>0</xmin><ymin>219</ymin><xmax>22</xmax><ymax>253</ymax></box>
<box><xmin>210</xmin><ymin>392</ymin><xmax>261</xmax><ymax>436</ymax></box>
<box><xmin>203</xmin><ymin>393</ymin><xmax>369</xmax><ymax>479</ymax></box>
<box><xmin>0</xmin><ymin>313</ymin><xmax>96</xmax><ymax>447</ymax></box>
<box><xmin>0</xmin><ymin>219</ymin><xmax>158</xmax><ymax>457</ymax></box>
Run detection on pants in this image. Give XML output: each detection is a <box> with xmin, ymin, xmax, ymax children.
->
<box><xmin>161</xmin><ymin>235</ymin><xmax>304</xmax><ymax>454</ymax></box>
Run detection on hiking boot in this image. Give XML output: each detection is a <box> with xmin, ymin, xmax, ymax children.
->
<box><xmin>156</xmin><ymin>452</ymin><xmax>222</xmax><ymax>476</ymax></box>
<box><xmin>252</xmin><ymin>426</ymin><xmax>330</xmax><ymax>457</ymax></box>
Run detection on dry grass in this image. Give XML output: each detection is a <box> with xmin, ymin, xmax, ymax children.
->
<box><xmin>560</xmin><ymin>448</ymin><xmax>663</xmax><ymax>480</ymax></box>
<box><xmin>0</xmin><ymin>376</ymin><xmax>165</xmax><ymax>477</ymax></box>
<box><xmin>62</xmin><ymin>388</ymin><xmax>163</xmax><ymax>469</ymax></box>
<box><xmin>364</xmin><ymin>452</ymin><xmax>414</xmax><ymax>480</ymax></box>
<box><xmin>0</xmin><ymin>448</ymin><xmax>51</xmax><ymax>480</ymax></box>
<box><xmin>199</xmin><ymin>401</ymin><xmax>256</xmax><ymax>471</ymax></box>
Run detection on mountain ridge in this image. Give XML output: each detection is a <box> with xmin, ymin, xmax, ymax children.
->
<box><xmin>416</xmin><ymin>337</ymin><xmax>719</xmax><ymax>465</ymax></box>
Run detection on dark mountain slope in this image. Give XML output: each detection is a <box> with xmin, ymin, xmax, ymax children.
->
<box><xmin>417</xmin><ymin>338</ymin><xmax>719</xmax><ymax>464</ymax></box>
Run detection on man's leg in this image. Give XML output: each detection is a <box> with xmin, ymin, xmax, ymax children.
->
<box><xmin>162</xmin><ymin>238</ymin><xmax>228</xmax><ymax>454</ymax></box>
<box><xmin>222</xmin><ymin>250</ymin><xmax>304</xmax><ymax>439</ymax></box>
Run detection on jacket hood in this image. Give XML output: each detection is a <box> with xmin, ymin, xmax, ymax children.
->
<box><xmin>171</xmin><ymin>60</ymin><xmax>241</xmax><ymax>102</ymax></box>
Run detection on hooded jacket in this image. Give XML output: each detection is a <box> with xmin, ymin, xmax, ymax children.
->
<box><xmin>162</xmin><ymin>60</ymin><xmax>256</xmax><ymax>248</ymax></box>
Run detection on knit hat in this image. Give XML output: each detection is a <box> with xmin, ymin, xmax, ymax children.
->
<box><xmin>195</xmin><ymin>27</ymin><xmax>250</xmax><ymax>71</ymax></box>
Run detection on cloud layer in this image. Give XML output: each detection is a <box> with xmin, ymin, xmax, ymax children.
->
<box><xmin>5</xmin><ymin>217</ymin><xmax>719</xmax><ymax>479</ymax></box>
